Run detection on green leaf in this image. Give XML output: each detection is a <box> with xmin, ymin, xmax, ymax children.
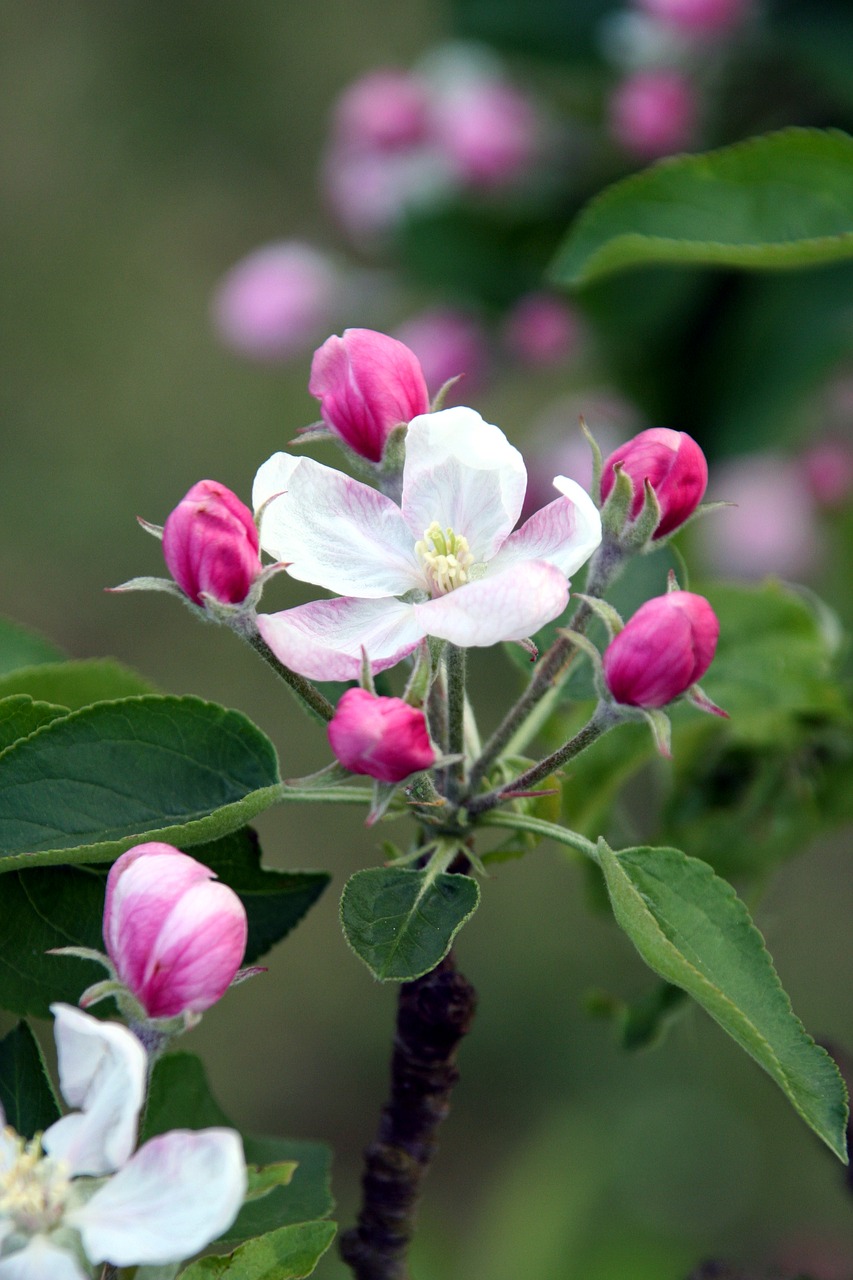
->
<box><xmin>551</xmin><ymin>129</ymin><xmax>853</xmax><ymax>287</ymax></box>
<box><xmin>0</xmin><ymin>1021</ymin><xmax>61</xmax><ymax>1135</ymax></box>
<box><xmin>0</xmin><ymin>696</ymin><xmax>282</xmax><ymax>873</ymax></box>
<box><xmin>0</xmin><ymin>866</ymin><xmax>106</xmax><ymax>1017</ymax></box>
<box><xmin>245</xmin><ymin>1162</ymin><xmax>297</xmax><ymax>1202</ymax></box>
<box><xmin>177</xmin><ymin>1220</ymin><xmax>336</xmax><ymax>1280</ymax></box>
<box><xmin>190</xmin><ymin>828</ymin><xmax>329</xmax><ymax>965</ymax></box>
<box><xmin>0</xmin><ymin>695</ymin><xmax>69</xmax><ymax>753</ymax></box>
<box><xmin>598</xmin><ymin>841</ymin><xmax>849</xmax><ymax>1161</ymax></box>
<box><xmin>0</xmin><ymin>617</ymin><xmax>65</xmax><ymax>676</ymax></box>
<box><xmin>0</xmin><ymin>658</ymin><xmax>157</xmax><ymax>709</ymax></box>
<box><xmin>340</xmin><ymin>866</ymin><xmax>480</xmax><ymax>982</ymax></box>
<box><xmin>449</xmin><ymin>0</ymin><xmax>612</xmax><ymax>62</ymax></box>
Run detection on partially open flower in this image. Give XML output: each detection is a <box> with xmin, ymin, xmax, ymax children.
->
<box><xmin>603</xmin><ymin>591</ymin><xmax>719</xmax><ymax>708</ymax></box>
<box><xmin>600</xmin><ymin>427</ymin><xmax>708</xmax><ymax>539</ymax></box>
<box><xmin>162</xmin><ymin>479</ymin><xmax>261</xmax><ymax>608</ymax></box>
<box><xmin>328</xmin><ymin>688</ymin><xmax>435</xmax><ymax>783</ymax></box>
<box><xmin>103</xmin><ymin>843</ymin><xmax>248</xmax><ymax>1019</ymax></box>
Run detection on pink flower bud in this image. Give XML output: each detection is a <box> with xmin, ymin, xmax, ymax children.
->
<box><xmin>637</xmin><ymin>0</ymin><xmax>749</xmax><ymax>36</ymax></box>
<box><xmin>608</xmin><ymin>70</ymin><xmax>697</xmax><ymax>159</ymax></box>
<box><xmin>212</xmin><ymin>242</ymin><xmax>339</xmax><ymax>361</ymax></box>
<box><xmin>162</xmin><ymin>480</ymin><xmax>260</xmax><ymax>607</ymax></box>
<box><xmin>328</xmin><ymin>688</ymin><xmax>435</xmax><ymax>783</ymax></box>
<box><xmin>310</xmin><ymin>328</ymin><xmax>431</xmax><ymax>463</ymax></box>
<box><xmin>503</xmin><ymin>293</ymin><xmax>583</xmax><ymax>368</ymax></box>
<box><xmin>394</xmin><ymin>309</ymin><xmax>491</xmax><ymax>402</ymax></box>
<box><xmin>803</xmin><ymin>439</ymin><xmax>853</xmax><ymax>510</ymax></box>
<box><xmin>600</xmin><ymin>427</ymin><xmax>708</xmax><ymax>538</ymax></box>
<box><xmin>333</xmin><ymin>69</ymin><xmax>431</xmax><ymax>152</ymax></box>
<box><xmin>103</xmin><ymin>843</ymin><xmax>248</xmax><ymax>1019</ymax></box>
<box><xmin>432</xmin><ymin>78</ymin><xmax>540</xmax><ymax>187</ymax></box>
<box><xmin>603</xmin><ymin>591</ymin><xmax>719</xmax><ymax>708</ymax></box>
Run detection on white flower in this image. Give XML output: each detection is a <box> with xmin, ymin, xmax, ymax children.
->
<box><xmin>253</xmin><ymin>406</ymin><xmax>601</xmax><ymax>678</ymax></box>
<box><xmin>0</xmin><ymin>1005</ymin><xmax>246</xmax><ymax>1278</ymax></box>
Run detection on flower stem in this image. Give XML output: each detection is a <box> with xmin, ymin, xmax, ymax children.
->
<box><xmin>339</xmin><ymin>954</ymin><xmax>477</xmax><ymax>1280</ymax></box>
<box><xmin>232</xmin><ymin>615</ymin><xmax>334</xmax><ymax>722</ymax></box>
<box><xmin>443</xmin><ymin>645</ymin><xmax>467</xmax><ymax>802</ymax></box>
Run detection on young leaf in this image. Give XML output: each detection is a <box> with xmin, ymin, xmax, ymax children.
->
<box><xmin>340</xmin><ymin>866</ymin><xmax>480</xmax><ymax>982</ymax></box>
<box><xmin>551</xmin><ymin>128</ymin><xmax>853</xmax><ymax>287</ymax></box>
<box><xmin>0</xmin><ymin>1021</ymin><xmax>61</xmax><ymax>1135</ymax></box>
<box><xmin>0</xmin><ymin>617</ymin><xmax>65</xmax><ymax>676</ymax></box>
<box><xmin>598</xmin><ymin>841</ymin><xmax>849</xmax><ymax>1161</ymax></box>
<box><xmin>0</xmin><ymin>658</ymin><xmax>157</xmax><ymax>708</ymax></box>
<box><xmin>176</xmin><ymin>1220</ymin><xmax>336</xmax><ymax>1280</ymax></box>
<box><xmin>0</xmin><ymin>696</ymin><xmax>282</xmax><ymax>872</ymax></box>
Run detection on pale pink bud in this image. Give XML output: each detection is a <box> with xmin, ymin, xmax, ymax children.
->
<box><xmin>637</xmin><ymin>0</ymin><xmax>749</xmax><ymax>36</ymax></box>
<box><xmin>328</xmin><ymin>688</ymin><xmax>435</xmax><ymax>783</ymax></box>
<box><xmin>603</xmin><ymin>591</ymin><xmax>719</xmax><ymax>708</ymax></box>
<box><xmin>600</xmin><ymin>427</ymin><xmax>708</xmax><ymax>538</ymax></box>
<box><xmin>333</xmin><ymin>69</ymin><xmax>431</xmax><ymax>152</ymax></box>
<box><xmin>432</xmin><ymin>79</ymin><xmax>540</xmax><ymax>187</ymax></box>
<box><xmin>394</xmin><ymin>309</ymin><xmax>491</xmax><ymax>402</ymax></box>
<box><xmin>212</xmin><ymin>242</ymin><xmax>338</xmax><ymax>361</ymax></box>
<box><xmin>803</xmin><ymin>439</ymin><xmax>853</xmax><ymax>510</ymax></box>
<box><xmin>324</xmin><ymin>145</ymin><xmax>446</xmax><ymax>241</ymax></box>
<box><xmin>310</xmin><ymin>328</ymin><xmax>431</xmax><ymax>463</ymax></box>
<box><xmin>162</xmin><ymin>480</ymin><xmax>260</xmax><ymax>607</ymax></box>
<box><xmin>608</xmin><ymin>70</ymin><xmax>697</xmax><ymax>159</ymax></box>
<box><xmin>104</xmin><ymin>843</ymin><xmax>248</xmax><ymax>1019</ymax></box>
<box><xmin>503</xmin><ymin>293</ymin><xmax>583</xmax><ymax>368</ymax></box>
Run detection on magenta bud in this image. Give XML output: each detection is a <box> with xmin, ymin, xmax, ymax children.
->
<box><xmin>608</xmin><ymin>70</ymin><xmax>697</xmax><ymax>159</ymax></box>
<box><xmin>603</xmin><ymin>591</ymin><xmax>720</xmax><ymax>708</ymax></box>
<box><xmin>310</xmin><ymin>328</ymin><xmax>431</xmax><ymax>463</ymax></box>
<box><xmin>328</xmin><ymin>688</ymin><xmax>435</xmax><ymax>783</ymax></box>
<box><xmin>600</xmin><ymin>427</ymin><xmax>708</xmax><ymax>539</ymax></box>
<box><xmin>333</xmin><ymin>69</ymin><xmax>431</xmax><ymax>152</ymax></box>
<box><xmin>162</xmin><ymin>480</ymin><xmax>261</xmax><ymax>607</ymax></box>
<box><xmin>103</xmin><ymin>843</ymin><xmax>248</xmax><ymax>1019</ymax></box>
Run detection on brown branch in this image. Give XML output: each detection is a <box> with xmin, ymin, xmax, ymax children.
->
<box><xmin>339</xmin><ymin>954</ymin><xmax>478</xmax><ymax>1280</ymax></box>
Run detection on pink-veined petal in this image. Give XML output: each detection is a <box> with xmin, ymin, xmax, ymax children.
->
<box><xmin>257</xmin><ymin>596</ymin><xmax>424</xmax><ymax>680</ymax></box>
<box><xmin>253</xmin><ymin>452</ymin><xmax>421</xmax><ymax>596</ymax></box>
<box><xmin>71</xmin><ymin>1129</ymin><xmax>246</xmax><ymax>1266</ymax></box>
<box><xmin>413</xmin><ymin>561</ymin><xmax>569</xmax><ymax>647</ymax></box>
<box><xmin>139</xmin><ymin>881</ymin><xmax>247</xmax><ymax>1017</ymax></box>
<box><xmin>401</xmin><ymin>408</ymin><xmax>527</xmax><ymax>560</ymax></box>
<box><xmin>490</xmin><ymin>481</ymin><xmax>601</xmax><ymax>577</ymax></box>
<box><xmin>0</xmin><ymin>1237</ymin><xmax>88</xmax><ymax>1280</ymax></box>
<box><xmin>43</xmin><ymin>1006</ymin><xmax>146</xmax><ymax>1177</ymax></box>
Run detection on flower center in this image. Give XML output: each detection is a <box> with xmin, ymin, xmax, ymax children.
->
<box><xmin>0</xmin><ymin>1129</ymin><xmax>70</xmax><ymax>1234</ymax></box>
<box><xmin>414</xmin><ymin>522</ymin><xmax>475</xmax><ymax>596</ymax></box>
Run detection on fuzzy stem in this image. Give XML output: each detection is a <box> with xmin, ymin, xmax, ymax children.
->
<box><xmin>443</xmin><ymin>645</ymin><xmax>467</xmax><ymax>802</ymax></box>
<box><xmin>232</xmin><ymin>616</ymin><xmax>334</xmax><ymax>722</ymax></box>
<box><xmin>339</xmin><ymin>954</ymin><xmax>477</xmax><ymax>1280</ymax></box>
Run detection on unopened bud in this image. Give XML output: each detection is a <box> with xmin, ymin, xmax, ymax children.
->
<box><xmin>608</xmin><ymin>70</ymin><xmax>697</xmax><ymax>159</ymax></box>
<box><xmin>162</xmin><ymin>480</ymin><xmax>260</xmax><ymax>607</ymax></box>
<box><xmin>328</xmin><ymin>688</ymin><xmax>435</xmax><ymax>783</ymax></box>
<box><xmin>600</xmin><ymin>427</ymin><xmax>707</xmax><ymax>539</ymax></box>
<box><xmin>603</xmin><ymin>591</ymin><xmax>719</xmax><ymax>708</ymax></box>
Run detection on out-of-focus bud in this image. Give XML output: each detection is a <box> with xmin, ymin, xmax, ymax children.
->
<box><xmin>162</xmin><ymin>480</ymin><xmax>260</xmax><ymax>607</ymax></box>
<box><xmin>603</xmin><ymin>591</ymin><xmax>719</xmax><ymax>708</ymax></box>
<box><xmin>310</xmin><ymin>328</ymin><xmax>431</xmax><ymax>463</ymax></box>
<box><xmin>394</xmin><ymin>309</ymin><xmax>491</xmax><ymax>403</ymax></box>
<box><xmin>212</xmin><ymin>241</ymin><xmax>339</xmax><ymax>361</ymax></box>
<box><xmin>333</xmin><ymin>69</ymin><xmax>431</xmax><ymax>151</ymax></box>
<box><xmin>636</xmin><ymin>0</ymin><xmax>749</xmax><ymax>36</ymax></box>
<box><xmin>328</xmin><ymin>688</ymin><xmax>435</xmax><ymax>783</ymax></box>
<box><xmin>600</xmin><ymin>427</ymin><xmax>708</xmax><ymax>538</ymax></box>
<box><xmin>503</xmin><ymin>292</ymin><xmax>583</xmax><ymax>368</ymax></box>
<box><xmin>432</xmin><ymin>78</ymin><xmax>540</xmax><ymax>187</ymax></box>
<box><xmin>803</xmin><ymin>439</ymin><xmax>853</xmax><ymax>510</ymax></box>
<box><xmin>104</xmin><ymin>843</ymin><xmax>248</xmax><ymax>1019</ymax></box>
<box><xmin>608</xmin><ymin>69</ymin><xmax>697</xmax><ymax>159</ymax></box>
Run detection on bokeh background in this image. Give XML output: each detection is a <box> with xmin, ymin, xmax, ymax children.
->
<box><xmin>2</xmin><ymin>3</ymin><xmax>853</xmax><ymax>1277</ymax></box>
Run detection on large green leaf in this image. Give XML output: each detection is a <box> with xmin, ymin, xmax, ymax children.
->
<box><xmin>0</xmin><ymin>695</ymin><xmax>282</xmax><ymax>872</ymax></box>
<box><xmin>0</xmin><ymin>658</ymin><xmax>158</xmax><ymax>709</ymax></box>
<box><xmin>598</xmin><ymin>841</ymin><xmax>848</xmax><ymax>1161</ymax></box>
<box><xmin>0</xmin><ymin>695</ymin><xmax>69</xmax><ymax>753</ymax></box>
<box><xmin>0</xmin><ymin>617</ymin><xmax>65</xmax><ymax>676</ymax></box>
<box><xmin>177</xmin><ymin>1221</ymin><xmax>336</xmax><ymax>1280</ymax></box>
<box><xmin>551</xmin><ymin>129</ymin><xmax>853</xmax><ymax>287</ymax></box>
<box><xmin>340</xmin><ymin>866</ymin><xmax>480</xmax><ymax>982</ymax></box>
<box><xmin>0</xmin><ymin>1021</ymin><xmax>61</xmax><ymax>1135</ymax></box>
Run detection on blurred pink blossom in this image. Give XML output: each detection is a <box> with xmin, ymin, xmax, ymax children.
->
<box><xmin>609</xmin><ymin>69</ymin><xmax>697</xmax><ymax>158</ymax></box>
<box><xmin>802</xmin><ymin>438</ymin><xmax>853</xmax><ymax>509</ymax></box>
<box><xmin>333</xmin><ymin>69</ymin><xmax>431</xmax><ymax>151</ymax></box>
<box><xmin>430</xmin><ymin>77</ymin><xmax>540</xmax><ymax>188</ymax></box>
<box><xmin>394</xmin><ymin>309</ymin><xmax>491</xmax><ymax>402</ymax></box>
<box><xmin>636</xmin><ymin>0</ymin><xmax>750</xmax><ymax>36</ymax></box>
<box><xmin>503</xmin><ymin>293</ymin><xmax>584</xmax><ymax>368</ymax></box>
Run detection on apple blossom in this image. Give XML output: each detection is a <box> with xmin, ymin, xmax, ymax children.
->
<box><xmin>608</xmin><ymin>70</ymin><xmax>697</xmax><ymax>159</ymax></box>
<box><xmin>394</xmin><ymin>309</ymin><xmax>491</xmax><ymax>402</ymax></box>
<box><xmin>252</xmin><ymin>405</ymin><xmax>602</xmax><ymax>679</ymax></box>
<box><xmin>600</xmin><ymin>427</ymin><xmax>708</xmax><ymax>539</ymax></box>
<box><xmin>333</xmin><ymin>69</ymin><xmax>431</xmax><ymax>152</ymax></box>
<box><xmin>162</xmin><ymin>480</ymin><xmax>261</xmax><ymax>607</ymax></box>
<box><xmin>0</xmin><ymin>1004</ymin><xmax>246</xmax><ymax>1277</ymax></box>
<box><xmin>329</xmin><ymin>688</ymin><xmax>436</xmax><ymax>783</ymax></box>
<box><xmin>103</xmin><ymin>843</ymin><xmax>248</xmax><ymax>1020</ymax></box>
<box><xmin>503</xmin><ymin>293</ymin><xmax>583</xmax><ymax>368</ymax></box>
<box><xmin>636</xmin><ymin>0</ymin><xmax>750</xmax><ymax>36</ymax></box>
<box><xmin>602</xmin><ymin>591</ymin><xmax>719</xmax><ymax>708</ymax></box>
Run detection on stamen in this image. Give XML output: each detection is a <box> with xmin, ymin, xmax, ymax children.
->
<box><xmin>0</xmin><ymin>1129</ymin><xmax>70</xmax><ymax>1233</ymax></box>
<box><xmin>414</xmin><ymin>522</ymin><xmax>475</xmax><ymax>596</ymax></box>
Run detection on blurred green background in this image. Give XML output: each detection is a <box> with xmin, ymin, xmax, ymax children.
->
<box><xmin>2</xmin><ymin>4</ymin><xmax>852</xmax><ymax>1277</ymax></box>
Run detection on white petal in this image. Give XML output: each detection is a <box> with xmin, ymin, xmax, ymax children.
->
<box><xmin>72</xmin><ymin>1129</ymin><xmax>247</xmax><ymax>1266</ymax></box>
<box><xmin>401</xmin><ymin>408</ymin><xmax>527</xmax><ymax>560</ymax></box>
<box><xmin>43</xmin><ymin>1005</ymin><xmax>146</xmax><ymax>1176</ymax></box>
<box><xmin>489</xmin><ymin>485</ymin><xmax>602</xmax><ymax>577</ymax></box>
<box><xmin>413</xmin><ymin>561</ymin><xmax>569</xmax><ymax>646</ymax></box>
<box><xmin>253</xmin><ymin>452</ymin><xmax>420</xmax><ymax>597</ymax></box>
<box><xmin>0</xmin><ymin>1237</ymin><xmax>88</xmax><ymax>1280</ymax></box>
<box><xmin>258</xmin><ymin>596</ymin><xmax>424</xmax><ymax>680</ymax></box>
